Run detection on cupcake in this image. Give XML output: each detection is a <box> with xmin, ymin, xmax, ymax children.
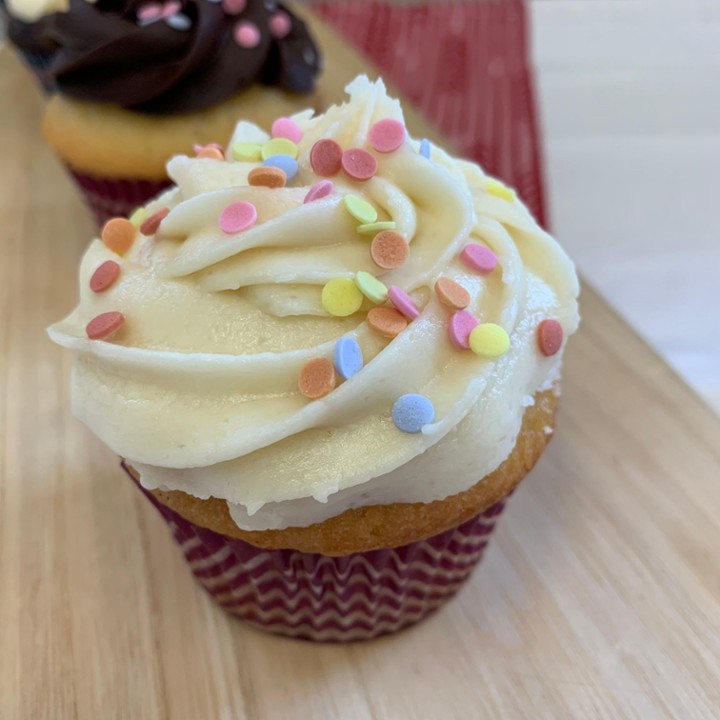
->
<box><xmin>13</xmin><ymin>0</ymin><xmax>322</xmax><ymax>225</ymax></box>
<box><xmin>49</xmin><ymin>77</ymin><xmax>580</xmax><ymax>642</ymax></box>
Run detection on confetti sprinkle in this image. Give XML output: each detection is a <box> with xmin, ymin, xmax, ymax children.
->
<box><xmin>234</xmin><ymin>21</ymin><xmax>261</xmax><ymax>49</ymax></box>
<box><xmin>304</xmin><ymin>180</ymin><xmax>333</xmax><ymax>203</ymax></box>
<box><xmin>90</xmin><ymin>260</ymin><xmax>121</xmax><ymax>293</ymax></box>
<box><xmin>86</xmin><ymin>311</ymin><xmax>125</xmax><ymax>341</ymax></box>
<box><xmin>334</xmin><ymin>337</ymin><xmax>364</xmax><ymax>380</ymax></box>
<box><xmin>248</xmin><ymin>166</ymin><xmax>286</xmax><ymax>188</ymax></box>
<box><xmin>356</xmin><ymin>221</ymin><xmax>396</xmax><ymax>236</ymax></box>
<box><xmin>269</xmin><ymin>10</ymin><xmax>292</xmax><ymax>38</ymax></box>
<box><xmin>140</xmin><ymin>208</ymin><xmax>169</xmax><ymax>236</ymax></box>
<box><xmin>537</xmin><ymin>319</ymin><xmax>564</xmax><ymax>357</ymax></box>
<box><xmin>485</xmin><ymin>178</ymin><xmax>517</xmax><ymax>202</ymax></box>
<box><xmin>469</xmin><ymin>323</ymin><xmax>510</xmax><ymax>358</ymax></box>
<box><xmin>355</xmin><ymin>271</ymin><xmax>388</xmax><ymax>304</ymax></box>
<box><xmin>263</xmin><ymin>155</ymin><xmax>298</xmax><ymax>182</ymax></box>
<box><xmin>460</xmin><ymin>243</ymin><xmax>498</xmax><ymax>274</ymax></box>
<box><xmin>343</xmin><ymin>195</ymin><xmax>377</xmax><ymax>225</ymax></box>
<box><xmin>367</xmin><ymin>307</ymin><xmax>407</xmax><ymax>338</ymax></box>
<box><xmin>222</xmin><ymin>0</ymin><xmax>246</xmax><ymax>14</ymax></box>
<box><xmin>219</xmin><ymin>201</ymin><xmax>257</xmax><ymax>234</ymax></box>
<box><xmin>232</xmin><ymin>142</ymin><xmax>262</xmax><ymax>161</ymax></box>
<box><xmin>392</xmin><ymin>394</ymin><xmax>435</xmax><ymax>434</ymax></box>
<box><xmin>101</xmin><ymin>218</ymin><xmax>136</xmax><ymax>255</ymax></box>
<box><xmin>388</xmin><ymin>286</ymin><xmax>420</xmax><ymax>319</ymax></box>
<box><xmin>310</xmin><ymin>139</ymin><xmax>343</xmax><ymax>177</ymax></box>
<box><xmin>368</xmin><ymin>118</ymin><xmax>406</xmax><ymax>153</ymax></box>
<box><xmin>435</xmin><ymin>277</ymin><xmax>470</xmax><ymax>310</ymax></box>
<box><xmin>321</xmin><ymin>278</ymin><xmax>363</xmax><ymax>317</ymax></box>
<box><xmin>370</xmin><ymin>230</ymin><xmax>409</xmax><ymax>270</ymax></box>
<box><xmin>298</xmin><ymin>357</ymin><xmax>336</xmax><ymax>399</ymax></box>
<box><xmin>262</xmin><ymin>137</ymin><xmax>298</xmax><ymax>160</ymax></box>
<box><xmin>166</xmin><ymin>13</ymin><xmax>191</xmax><ymax>30</ymax></box>
<box><xmin>128</xmin><ymin>207</ymin><xmax>147</xmax><ymax>228</ymax></box>
<box><xmin>342</xmin><ymin>148</ymin><xmax>378</xmax><ymax>181</ymax></box>
<box><xmin>419</xmin><ymin>138</ymin><xmax>431</xmax><ymax>159</ymax></box>
<box><xmin>448</xmin><ymin>310</ymin><xmax>478</xmax><ymax>349</ymax></box>
<box><xmin>271</xmin><ymin>116</ymin><xmax>302</xmax><ymax>144</ymax></box>
<box><xmin>194</xmin><ymin>143</ymin><xmax>224</xmax><ymax>160</ymax></box>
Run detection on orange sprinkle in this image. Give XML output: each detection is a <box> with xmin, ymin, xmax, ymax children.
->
<box><xmin>86</xmin><ymin>311</ymin><xmax>125</xmax><ymax>340</ymax></box>
<box><xmin>194</xmin><ymin>144</ymin><xmax>225</xmax><ymax>160</ymax></box>
<box><xmin>370</xmin><ymin>230</ymin><xmax>409</xmax><ymax>270</ymax></box>
<box><xmin>248</xmin><ymin>166</ymin><xmax>287</xmax><ymax>189</ymax></box>
<box><xmin>140</xmin><ymin>208</ymin><xmax>170</xmax><ymax>236</ymax></box>
<box><xmin>298</xmin><ymin>357</ymin><xmax>336</xmax><ymax>399</ymax></box>
<box><xmin>435</xmin><ymin>277</ymin><xmax>470</xmax><ymax>310</ymax></box>
<box><xmin>101</xmin><ymin>218</ymin><xmax>136</xmax><ymax>255</ymax></box>
<box><xmin>367</xmin><ymin>307</ymin><xmax>408</xmax><ymax>338</ymax></box>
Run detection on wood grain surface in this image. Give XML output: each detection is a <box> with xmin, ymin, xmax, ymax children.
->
<box><xmin>2</xmin><ymin>14</ymin><xmax>720</xmax><ymax>720</ymax></box>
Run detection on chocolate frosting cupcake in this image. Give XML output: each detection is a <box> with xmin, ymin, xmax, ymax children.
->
<box><xmin>8</xmin><ymin>0</ymin><xmax>321</xmax><ymax>113</ymax></box>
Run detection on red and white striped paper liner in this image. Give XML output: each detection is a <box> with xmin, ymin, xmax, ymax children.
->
<box><xmin>68</xmin><ymin>168</ymin><xmax>172</xmax><ymax>228</ymax></box>
<box><xmin>313</xmin><ymin>0</ymin><xmax>546</xmax><ymax>225</ymax></box>
<box><xmin>126</xmin><ymin>462</ymin><xmax>506</xmax><ymax>642</ymax></box>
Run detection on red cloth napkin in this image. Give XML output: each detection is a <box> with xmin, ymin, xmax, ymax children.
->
<box><xmin>312</xmin><ymin>0</ymin><xmax>546</xmax><ymax>226</ymax></box>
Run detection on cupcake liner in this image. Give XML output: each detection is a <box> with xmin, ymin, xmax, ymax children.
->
<box><xmin>67</xmin><ymin>168</ymin><xmax>172</xmax><ymax>227</ymax></box>
<box><xmin>124</xmin><ymin>461</ymin><xmax>507</xmax><ymax>642</ymax></box>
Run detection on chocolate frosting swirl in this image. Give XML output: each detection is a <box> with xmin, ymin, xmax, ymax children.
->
<box><xmin>11</xmin><ymin>0</ymin><xmax>321</xmax><ymax>114</ymax></box>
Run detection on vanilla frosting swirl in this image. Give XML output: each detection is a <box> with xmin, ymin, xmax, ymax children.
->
<box><xmin>49</xmin><ymin>77</ymin><xmax>579</xmax><ymax>530</ymax></box>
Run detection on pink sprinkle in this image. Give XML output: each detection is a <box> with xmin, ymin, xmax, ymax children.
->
<box><xmin>342</xmin><ymin>148</ymin><xmax>378</xmax><ymax>181</ymax></box>
<box><xmin>448</xmin><ymin>311</ymin><xmax>479</xmax><ymax>350</ymax></box>
<box><xmin>460</xmin><ymin>243</ymin><xmax>498</xmax><ymax>274</ymax></box>
<box><xmin>368</xmin><ymin>118</ymin><xmax>406</xmax><ymax>153</ymax></box>
<box><xmin>304</xmin><ymin>180</ymin><xmax>334</xmax><ymax>204</ymax></box>
<box><xmin>161</xmin><ymin>0</ymin><xmax>181</xmax><ymax>18</ymax></box>
<box><xmin>310</xmin><ymin>139</ymin><xmax>343</xmax><ymax>177</ymax></box>
<box><xmin>271</xmin><ymin>117</ymin><xmax>303</xmax><ymax>144</ymax></box>
<box><xmin>234</xmin><ymin>21</ymin><xmax>261</xmax><ymax>49</ymax></box>
<box><xmin>269</xmin><ymin>10</ymin><xmax>292</xmax><ymax>38</ymax></box>
<box><xmin>222</xmin><ymin>0</ymin><xmax>246</xmax><ymax>14</ymax></box>
<box><xmin>538</xmin><ymin>319</ymin><xmax>564</xmax><ymax>357</ymax></box>
<box><xmin>388</xmin><ymin>286</ymin><xmax>420</xmax><ymax>319</ymax></box>
<box><xmin>219</xmin><ymin>201</ymin><xmax>257</xmax><ymax>234</ymax></box>
<box><xmin>137</xmin><ymin>2</ymin><xmax>162</xmax><ymax>20</ymax></box>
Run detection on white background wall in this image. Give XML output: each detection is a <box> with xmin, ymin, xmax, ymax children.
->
<box><xmin>532</xmin><ymin>0</ymin><xmax>720</xmax><ymax>412</ymax></box>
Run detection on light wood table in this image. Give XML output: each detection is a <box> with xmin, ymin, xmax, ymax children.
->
<box><xmin>2</xmin><ymin>15</ymin><xmax>720</xmax><ymax>720</ymax></box>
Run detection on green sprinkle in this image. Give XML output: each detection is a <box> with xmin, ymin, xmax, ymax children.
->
<box><xmin>261</xmin><ymin>138</ymin><xmax>298</xmax><ymax>160</ymax></box>
<box><xmin>357</xmin><ymin>221</ymin><xmax>397</xmax><ymax>236</ymax></box>
<box><xmin>355</xmin><ymin>271</ymin><xmax>388</xmax><ymax>304</ymax></box>
<box><xmin>343</xmin><ymin>195</ymin><xmax>378</xmax><ymax>225</ymax></box>
<box><xmin>129</xmin><ymin>207</ymin><xmax>148</xmax><ymax>228</ymax></box>
<box><xmin>232</xmin><ymin>142</ymin><xmax>263</xmax><ymax>162</ymax></box>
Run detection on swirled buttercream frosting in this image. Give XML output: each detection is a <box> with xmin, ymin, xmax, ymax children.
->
<box><xmin>49</xmin><ymin>77</ymin><xmax>580</xmax><ymax>531</ymax></box>
<box><xmin>8</xmin><ymin>0</ymin><xmax>321</xmax><ymax>112</ymax></box>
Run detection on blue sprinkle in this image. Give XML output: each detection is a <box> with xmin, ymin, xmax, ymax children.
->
<box><xmin>391</xmin><ymin>394</ymin><xmax>435</xmax><ymax>434</ymax></box>
<box><xmin>263</xmin><ymin>154</ymin><xmax>298</xmax><ymax>182</ymax></box>
<box><xmin>334</xmin><ymin>337</ymin><xmax>364</xmax><ymax>380</ymax></box>
<box><xmin>419</xmin><ymin>138</ymin><xmax>431</xmax><ymax>159</ymax></box>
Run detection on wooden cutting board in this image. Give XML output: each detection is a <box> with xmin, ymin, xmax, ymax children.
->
<box><xmin>1</xmin><ymin>13</ymin><xmax>719</xmax><ymax>719</ymax></box>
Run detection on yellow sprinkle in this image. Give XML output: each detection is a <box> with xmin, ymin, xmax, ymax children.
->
<box><xmin>232</xmin><ymin>142</ymin><xmax>263</xmax><ymax>162</ymax></box>
<box><xmin>485</xmin><ymin>179</ymin><xmax>517</xmax><ymax>202</ymax></box>
<box><xmin>322</xmin><ymin>278</ymin><xmax>364</xmax><ymax>317</ymax></box>
<box><xmin>357</xmin><ymin>221</ymin><xmax>397</xmax><ymax>236</ymax></box>
<box><xmin>262</xmin><ymin>138</ymin><xmax>298</xmax><ymax>160</ymax></box>
<box><xmin>469</xmin><ymin>323</ymin><xmax>510</xmax><ymax>358</ymax></box>
<box><xmin>128</xmin><ymin>207</ymin><xmax>148</xmax><ymax>228</ymax></box>
<box><xmin>354</xmin><ymin>271</ymin><xmax>388</xmax><ymax>304</ymax></box>
<box><xmin>343</xmin><ymin>195</ymin><xmax>378</xmax><ymax>225</ymax></box>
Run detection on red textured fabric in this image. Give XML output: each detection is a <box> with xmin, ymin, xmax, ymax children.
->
<box><xmin>312</xmin><ymin>0</ymin><xmax>546</xmax><ymax>225</ymax></box>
